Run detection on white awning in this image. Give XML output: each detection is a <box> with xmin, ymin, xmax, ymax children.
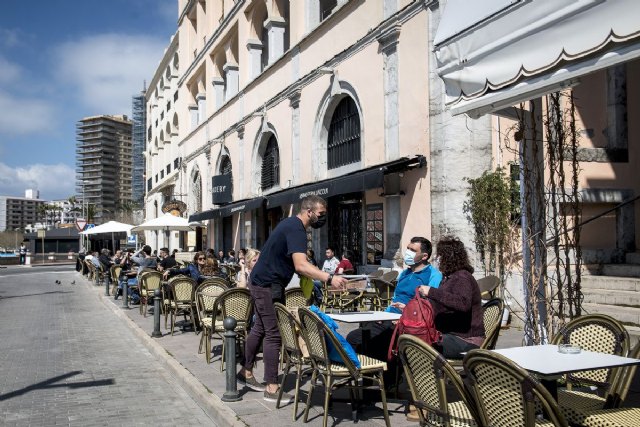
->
<box><xmin>434</xmin><ymin>0</ymin><xmax>640</xmax><ymax>116</ymax></box>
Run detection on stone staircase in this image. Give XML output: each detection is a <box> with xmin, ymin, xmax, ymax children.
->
<box><xmin>581</xmin><ymin>252</ymin><xmax>640</xmax><ymax>340</ymax></box>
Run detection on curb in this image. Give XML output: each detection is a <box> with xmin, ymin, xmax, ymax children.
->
<box><xmin>87</xmin><ymin>275</ymin><xmax>246</xmax><ymax>427</ymax></box>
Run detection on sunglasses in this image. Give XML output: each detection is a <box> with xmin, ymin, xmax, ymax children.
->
<box><xmin>198</xmin><ymin>257</ymin><xmax>206</xmax><ymax>261</ymax></box>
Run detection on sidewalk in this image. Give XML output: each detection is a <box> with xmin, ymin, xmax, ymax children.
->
<box><xmin>85</xmin><ymin>273</ymin><xmax>527</xmax><ymax>427</ymax></box>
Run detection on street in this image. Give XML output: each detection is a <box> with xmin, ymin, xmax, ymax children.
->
<box><xmin>0</xmin><ymin>266</ymin><xmax>215</xmax><ymax>426</ymax></box>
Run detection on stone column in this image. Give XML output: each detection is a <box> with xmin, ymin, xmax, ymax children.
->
<box><xmin>196</xmin><ymin>93</ymin><xmax>206</xmax><ymax>124</ymax></box>
<box><xmin>212</xmin><ymin>77</ymin><xmax>225</xmax><ymax>109</ymax></box>
<box><xmin>246</xmin><ymin>39</ymin><xmax>263</xmax><ymax>79</ymax></box>
<box><xmin>305</xmin><ymin>0</ymin><xmax>320</xmax><ymax>32</ymax></box>
<box><xmin>377</xmin><ymin>24</ymin><xmax>401</xmax><ymax>161</ymax></box>
<box><xmin>224</xmin><ymin>63</ymin><xmax>239</xmax><ymax>101</ymax></box>
<box><xmin>265</xmin><ymin>17</ymin><xmax>286</xmax><ymax>65</ymax></box>
<box><xmin>383</xmin><ymin>0</ymin><xmax>397</xmax><ymax>18</ymax></box>
<box><xmin>236</xmin><ymin>125</ymin><xmax>245</xmax><ymax>196</ymax></box>
<box><xmin>188</xmin><ymin>105</ymin><xmax>198</xmax><ymax>130</ymax></box>
<box><xmin>382</xmin><ymin>174</ymin><xmax>402</xmax><ymax>264</ymax></box>
<box><xmin>289</xmin><ymin>89</ymin><xmax>301</xmax><ymax>185</ymax></box>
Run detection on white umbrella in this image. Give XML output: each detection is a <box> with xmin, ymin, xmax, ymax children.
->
<box><xmin>80</xmin><ymin>220</ymin><xmax>134</xmax><ymax>252</ymax></box>
<box><xmin>131</xmin><ymin>213</ymin><xmax>193</xmax><ymax>232</ymax></box>
<box><xmin>131</xmin><ymin>213</ymin><xmax>193</xmax><ymax>248</ymax></box>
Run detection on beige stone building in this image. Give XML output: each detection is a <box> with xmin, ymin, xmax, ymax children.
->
<box><xmin>144</xmin><ymin>0</ymin><xmax>482</xmax><ymax>270</ymax></box>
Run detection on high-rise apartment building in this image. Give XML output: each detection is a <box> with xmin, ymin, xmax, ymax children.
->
<box><xmin>0</xmin><ymin>189</ymin><xmax>45</xmax><ymax>231</ymax></box>
<box><xmin>131</xmin><ymin>91</ymin><xmax>147</xmax><ymax>204</ymax></box>
<box><xmin>76</xmin><ymin>115</ymin><xmax>133</xmax><ymax>223</ymax></box>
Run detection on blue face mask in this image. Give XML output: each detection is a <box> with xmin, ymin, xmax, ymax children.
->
<box><xmin>403</xmin><ymin>249</ymin><xmax>417</xmax><ymax>266</ymax></box>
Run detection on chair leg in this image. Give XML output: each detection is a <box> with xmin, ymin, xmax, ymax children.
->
<box><xmin>170</xmin><ymin>311</ymin><xmax>175</xmax><ymax>336</ymax></box>
<box><xmin>205</xmin><ymin>329</ymin><xmax>211</xmax><ymax>364</ymax></box>
<box><xmin>293</xmin><ymin>363</ymin><xmax>302</xmax><ymax>421</ymax></box>
<box><xmin>323</xmin><ymin>375</ymin><xmax>332</xmax><ymax>427</ymax></box>
<box><xmin>198</xmin><ymin>330</ymin><xmax>205</xmax><ymax>354</ymax></box>
<box><xmin>303</xmin><ymin>370</ymin><xmax>317</xmax><ymax>423</ymax></box>
<box><xmin>377</xmin><ymin>371</ymin><xmax>391</xmax><ymax>427</ymax></box>
<box><xmin>276</xmin><ymin>358</ymin><xmax>292</xmax><ymax>409</ymax></box>
<box><xmin>220</xmin><ymin>339</ymin><xmax>225</xmax><ymax>372</ymax></box>
<box><xmin>348</xmin><ymin>380</ymin><xmax>358</xmax><ymax>422</ymax></box>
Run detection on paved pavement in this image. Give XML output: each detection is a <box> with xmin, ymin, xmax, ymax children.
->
<box><xmin>0</xmin><ymin>266</ymin><xmax>215</xmax><ymax>426</ymax></box>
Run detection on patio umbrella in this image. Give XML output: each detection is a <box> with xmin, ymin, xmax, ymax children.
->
<box><xmin>131</xmin><ymin>213</ymin><xmax>193</xmax><ymax>246</ymax></box>
<box><xmin>80</xmin><ymin>220</ymin><xmax>134</xmax><ymax>251</ymax></box>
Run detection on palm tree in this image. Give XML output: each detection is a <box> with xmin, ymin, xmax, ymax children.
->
<box><xmin>86</xmin><ymin>204</ymin><xmax>96</xmax><ymax>224</ymax></box>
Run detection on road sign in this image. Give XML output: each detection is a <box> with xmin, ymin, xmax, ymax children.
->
<box><xmin>127</xmin><ymin>235</ymin><xmax>137</xmax><ymax>245</ymax></box>
<box><xmin>86</xmin><ymin>224</ymin><xmax>95</xmax><ymax>230</ymax></box>
<box><xmin>75</xmin><ymin>218</ymin><xmax>87</xmax><ymax>231</ymax></box>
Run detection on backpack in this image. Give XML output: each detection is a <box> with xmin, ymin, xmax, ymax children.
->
<box><xmin>387</xmin><ymin>288</ymin><xmax>441</xmax><ymax>361</ymax></box>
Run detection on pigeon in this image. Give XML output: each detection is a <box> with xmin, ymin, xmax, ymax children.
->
<box><xmin>55</xmin><ymin>280</ymin><xmax>61</xmax><ymax>285</ymax></box>
<box><xmin>70</xmin><ymin>281</ymin><xmax>76</xmax><ymax>285</ymax></box>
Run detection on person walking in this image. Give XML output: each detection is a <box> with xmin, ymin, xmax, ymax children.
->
<box><xmin>19</xmin><ymin>243</ymin><xmax>27</xmax><ymax>265</ymax></box>
<box><xmin>237</xmin><ymin>195</ymin><xmax>349</xmax><ymax>403</ymax></box>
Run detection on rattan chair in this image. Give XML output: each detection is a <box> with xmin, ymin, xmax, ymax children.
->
<box><xmin>476</xmin><ymin>275</ymin><xmax>500</xmax><ymax>300</ymax></box>
<box><xmin>285</xmin><ymin>287</ymin><xmax>308</xmax><ymax>309</ymax></box>
<box><xmin>274</xmin><ymin>303</ymin><xmax>312</xmax><ymax>420</ymax></box>
<box><xmin>85</xmin><ymin>260</ymin><xmax>96</xmax><ymax>281</ymax></box>
<box><xmin>167</xmin><ymin>276</ymin><xmax>197</xmax><ymax>335</ymax></box>
<box><xmin>195</xmin><ymin>281</ymin><xmax>228</xmax><ymax>364</ymax></box>
<box><xmin>109</xmin><ymin>264</ymin><xmax>122</xmax><ymax>296</ymax></box>
<box><xmin>448</xmin><ymin>298</ymin><xmax>504</xmax><ymax>369</ymax></box>
<box><xmin>139</xmin><ymin>271</ymin><xmax>163</xmax><ymax>316</ymax></box>
<box><xmin>463</xmin><ymin>349</ymin><xmax>568</xmax><ymax>427</ymax></box>
<box><xmin>212</xmin><ymin>288</ymin><xmax>252</xmax><ymax>371</ymax></box>
<box><xmin>368</xmin><ymin>269</ymin><xmax>384</xmax><ymax>278</ymax></box>
<box><xmin>551</xmin><ymin>314</ymin><xmax>630</xmax><ymax>391</ymax></box>
<box><xmin>380</xmin><ymin>270</ymin><xmax>398</xmax><ymax>283</ymax></box>
<box><xmin>557</xmin><ymin>340</ymin><xmax>640</xmax><ymax>427</ymax></box>
<box><xmin>297</xmin><ymin>307</ymin><xmax>391</xmax><ymax>427</ymax></box>
<box><xmin>398</xmin><ymin>334</ymin><xmax>477</xmax><ymax>426</ymax></box>
<box><xmin>369</xmin><ymin>278</ymin><xmax>396</xmax><ymax>311</ymax></box>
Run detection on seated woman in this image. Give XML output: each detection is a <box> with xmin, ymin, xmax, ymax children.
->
<box><xmin>200</xmin><ymin>256</ymin><xmax>228</xmax><ymax>281</ymax></box>
<box><xmin>236</xmin><ymin>248</ymin><xmax>260</xmax><ymax>288</ymax></box>
<box><xmin>418</xmin><ymin>236</ymin><xmax>484</xmax><ymax>359</ymax></box>
<box><xmin>163</xmin><ymin>251</ymin><xmax>208</xmax><ymax>284</ymax></box>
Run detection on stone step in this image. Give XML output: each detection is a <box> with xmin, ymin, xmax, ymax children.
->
<box><xmin>601</xmin><ymin>264</ymin><xmax>640</xmax><ymax>277</ymax></box>
<box><xmin>582</xmin><ymin>303</ymin><xmax>640</xmax><ymax>327</ymax></box>
<box><xmin>582</xmin><ymin>288</ymin><xmax>640</xmax><ymax>307</ymax></box>
<box><xmin>580</xmin><ymin>275</ymin><xmax>640</xmax><ymax>291</ymax></box>
<box><xmin>627</xmin><ymin>252</ymin><xmax>640</xmax><ymax>265</ymax></box>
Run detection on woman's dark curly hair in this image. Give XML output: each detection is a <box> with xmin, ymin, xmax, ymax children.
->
<box><xmin>436</xmin><ymin>236</ymin><xmax>474</xmax><ymax>276</ymax></box>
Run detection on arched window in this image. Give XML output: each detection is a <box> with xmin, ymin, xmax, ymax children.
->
<box><xmin>261</xmin><ymin>135</ymin><xmax>279</xmax><ymax>191</ymax></box>
<box><xmin>191</xmin><ymin>170</ymin><xmax>202</xmax><ymax>213</ymax></box>
<box><xmin>327</xmin><ymin>97</ymin><xmax>361</xmax><ymax>169</ymax></box>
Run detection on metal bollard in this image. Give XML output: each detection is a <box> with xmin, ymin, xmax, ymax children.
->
<box><xmin>221</xmin><ymin>317</ymin><xmax>242</xmax><ymax>402</ymax></box>
<box><xmin>152</xmin><ymin>289</ymin><xmax>162</xmax><ymax>338</ymax></box>
<box><xmin>122</xmin><ymin>279</ymin><xmax>129</xmax><ymax>309</ymax></box>
<box><xmin>104</xmin><ymin>273</ymin><xmax>110</xmax><ymax>296</ymax></box>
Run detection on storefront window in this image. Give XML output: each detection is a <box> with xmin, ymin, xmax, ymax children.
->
<box><xmin>365</xmin><ymin>204</ymin><xmax>383</xmax><ymax>265</ymax></box>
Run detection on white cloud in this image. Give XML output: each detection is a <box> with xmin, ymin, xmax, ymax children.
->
<box><xmin>0</xmin><ymin>89</ymin><xmax>57</xmax><ymax>136</ymax></box>
<box><xmin>54</xmin><ymin>33</ymin><xmax>166</xmax><ymax>115</ymax></box>
<box><xmin>0</xmin><ymin>162</ymin><xmax>75</xmax><ymax>200</ymax></box>
<box><xmin>0</xmin><ymin>28</ymin><xmax>20</xmax><ymax>48</ymax></box>
<box><xmin>0</xmin><ymin>54</ymin><xmax>21</xmax><ymax>84</ymax></box>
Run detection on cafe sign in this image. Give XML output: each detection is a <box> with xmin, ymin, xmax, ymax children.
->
<box><xmin>162</xmin><ymin>200</ymin><xmax>187</xmax><ymax>216</ymax></box>
<box><xmin>211</xmin><ymin>174</ymin><xmax>232</xmax><ymax>204</ymax></box>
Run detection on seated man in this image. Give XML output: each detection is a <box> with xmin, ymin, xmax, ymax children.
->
<box><xmin>336</xmin><ymin>250</ymin><xmax>354</xmax><ymax>274</ymax></box>
<box><xmin>312</xmin><ymin>247</ymin><xmax>340</xmax><ymax>305</ymax></box>
<box><xmin>346</xmin><ymin>237</ymin><xmax>442</xmax><ymax>383</ymax></box>
<box><xmin>157</xmin><ymin>247</ymin><xmax>177</xmax><ymax>272</ymax></box>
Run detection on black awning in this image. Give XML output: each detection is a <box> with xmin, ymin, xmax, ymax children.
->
<box><xmin>265</xmin><ymin>156</ymin><xmax>426</xmax><ymax>208</ymax></box>
<box><xmin>188</xmin><ymin>197</ymin><xmax>265</xmax><ymax>222</ymax></box>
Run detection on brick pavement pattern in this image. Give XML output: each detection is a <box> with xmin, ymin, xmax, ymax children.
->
<box><xmin>0</xmin><ymin>267</ymin><xmax>215</xmax><ymax>426</ymax></box>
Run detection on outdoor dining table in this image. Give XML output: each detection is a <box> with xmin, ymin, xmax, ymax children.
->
<box><xmin>327</xmin><ymin>311</ymin><xmax>401</xmax><ymax>354</ymax></box>
<box><xmin>492</xmin><ymin>344</ymin><xmax>640</xmax><ymax>400</ymax></box>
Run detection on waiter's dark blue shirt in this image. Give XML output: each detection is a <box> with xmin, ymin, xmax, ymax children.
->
<box><xmin>250</xmin><ymin>216</ymin><xmax>308</xmax><ymax>290</ymax></box>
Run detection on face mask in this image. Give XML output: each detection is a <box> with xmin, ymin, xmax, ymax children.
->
<box><xmin>403</xmin><ymin>249</ymin><xmax>417</xmax><ymax>266</ymax></box>
<box><xmin>310</xmin><ymin>212</ymin><xmax>327</xmax><ymax>229</ymax></box>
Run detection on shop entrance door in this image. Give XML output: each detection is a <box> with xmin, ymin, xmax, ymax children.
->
<box><xmin>328</xmin><ymin>193</ymin><xmax>363</xmax><ymax>269</ymax></box>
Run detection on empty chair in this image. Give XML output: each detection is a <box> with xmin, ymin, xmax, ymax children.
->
<box><xmin>109</xmin><ymin>264</ymin><xmax>122</xmax><ymax>296</ymax></box>
<box><xmin>195</xmin><ymin>281</ymin><xmax>228</xmax><ymax>364</ymax></box>
<box><xmin>398</xmin><ymin>334</ymin><xmax>477</xmax><ymax>426</ymax></box>
<box><xmin>369</xmin><ymin>278</ymin><xmax>396</xmax><ymax>311</ymax></box>
<box><xmin>139</xmin><ymin>271</ymin><xmax>163</xmax><ymax>316</ymax></box>
<box><xmin>284</xmin><ymin>288</ymin><xmax>308</xmax><ymax>309</ymax></box>
<box><xmin>167</xmin><ymin>276</ymin><xmax>197</xmax><ymax>335</ymax></box>
<box><xmin>274</xmin><ymin>303</ymin><xmax>311</xmax><ymax>420</ymax></box>
<box><xmin>380</xmin><ymin>270</ymin><xmax>398</xmax><ymax>283</ymax></box>
<box><xmin>551</xmin><ymin>314</ymin><xmax>630</xmax><ymax>391</ymax></box>
<box><xmin>476</xmin><ymin>275</ymin><xmax>500</xmax><ymax>300</ymax></box>
<box><xmin>297</xmin><ymin>307</ymin><xmax>390</xmax><ymax>427</ymax></box>
<box><xmin>463</xmin><ymin>349</ymin><xmax>568</xmax><ymax>427</ymax></box>
<box><xmin>212</xmin><ymin>288</ymin><xmax>252</xmax><ymax>371</ymax></box>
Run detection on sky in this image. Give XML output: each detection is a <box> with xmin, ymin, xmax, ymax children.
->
<box><xmin>0</xmin><ymin>0</ymin><xmax>177</xmax><ymax>201</ymax></box>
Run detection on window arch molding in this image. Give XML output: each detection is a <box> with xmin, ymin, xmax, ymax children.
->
<box><xmin>312</xmin><ymin>79</ymin><xmax>363</xmax><ymax>180</ymax></box>
<box><xmin>215</xmin><ymin>148</ymin><xmax>234</xmax><ymax>199</ymax></box>
<box><xmin>251</xmin><ymin>122</ymin><xmax>281</xmax><ymax>195</ymax></box>
<box><xmin>188</xmin><ymin>164</ymin><xmax>203</xmax><ymax>214</ymax></box>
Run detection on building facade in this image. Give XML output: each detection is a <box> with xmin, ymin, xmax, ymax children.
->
<box><xmin>143</xmin><ymin>0</ymin><xmax>479</xmax><ymax>269</ymax></box>
<box><xmin>76</xmin><ymin>115</ymin><xmax>133</xmax><ymax>224</ymax></box>
<box><xmin>132</xmin><ymin>92</ymin><xmax>147</xmax><ymax>204</ymax></box>
<box><xmin>0</xmin><ymin>190</ymin><xmax>45</xmax><ymax>231</ymax></box>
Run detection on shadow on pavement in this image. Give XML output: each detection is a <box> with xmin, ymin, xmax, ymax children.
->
<box><xmin>0</xmin><ymin>370</ymin><xmax>115</xmax><ymax>401</ymax></box>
